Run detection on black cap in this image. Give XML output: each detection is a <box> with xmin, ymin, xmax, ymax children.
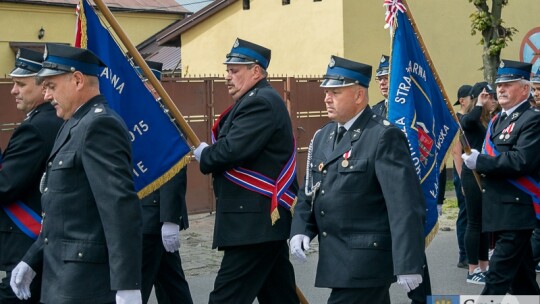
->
<box><xmin>37</xmin><ymin>43</ymin><xmax>106</xmax><ymax>77</ymax></box>
<box><xmin>321</xmin><ymin>55</ymin><xmax>372</xmax><ymax>88</ymax></box>
<box><xmin>531</xmin><ymin>67</ymin><xmax>540</xmax><ymax>84</ymax></box>
<box><xmin>10</xmin><ymin>48</ymin><xmax>43</xmax><ymax>77</ymax></box>
<box><xmin>135</xmin><ymin>60</ymin><xmax>163</xmax><ymax>80</ymax></box>
<box><xmin>453</xmin><ymin>84</ymin><xmax>472</xmax><ymax>106</ymax></box>
<box><xmin>470</xmin><ymin>81</ymin><xmax>495</xmax><ymax>99</ymax></box>
<box><xmin>224</xmin><ymin>38</ymin><xmax>271</xmax><ymax>70</ymax></box>
<box><xmin>375</xmin><ymin>54</ymin><xmax>389</xmax><ymax>77</ymax></box>
<box><xmin>495</xmin><ymin>59</ymin><xmax>532</xmax><ymax>84</ymax></box>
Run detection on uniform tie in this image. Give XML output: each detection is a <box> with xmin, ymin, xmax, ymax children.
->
<box><xmin>335</xmin><ymin>126</ymin><xmax>346</xmax><ymax>149</ymax></box>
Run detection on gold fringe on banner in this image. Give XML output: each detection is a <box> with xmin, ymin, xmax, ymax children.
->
<box><xmin>136</xmin><ymin>154</ymin><xmax>192</xmax><ymax>199</ymax></box>
<box><xmin>79</xmin><ymin>1</ymin><xmax>88</xmax><ymax>49</ymax></box>
<box><xmin>425</xmin><ymin>221</ymin><xmax>439</xmax><ymax>248</ymax></box>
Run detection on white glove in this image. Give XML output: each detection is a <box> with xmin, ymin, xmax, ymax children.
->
<box><xmin>397</xmin><ymin>274</ymin><xmax>423</xmax><ymax>293</ymax></box>
<box><xmin>161</xmin><ymin>222</ymin><xmax>180</xmax><ymax>252</ymax></box>
<box><xmin>193</xmin><ymin>142</ymin><xmax>209</xmax><ymax>162</ymax></box>
<box><xmin>289</xmin><ymin>234</ymin><xmax>310</xmax><ymax>263</ymax></box>
<box><xmin>461</xmin><ymin>149</ymin><xmax>479</xmax><ymax>170</ymax></box>
<box><xmin>116</xmin><ymin>289</ymin><xmax>142</xmax><ymax>304</ymax></box>
<box><xmin>10</xmin><ymin>261</ymin><xmax>36</xmax><ymax>300</ymax></box>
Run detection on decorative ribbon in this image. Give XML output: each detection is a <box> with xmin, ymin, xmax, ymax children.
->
<box><xmin>483</xmin><ymin>114</ymin><xmax>540</xmax><ymax>219</ymax></box>
<box><xmin>3</xmin><ymin>202</ymin><xmax>42</xmax><ymax>240</ymax></box>
<box><xmin>211</xmin><ymin>105</ymin><xmax>297</xmax><ymax>225</ymax></box>
<box><xmin>383</xmin><ymin>0</ymin><xmax>406</xmax><ymax>29</ymax></box>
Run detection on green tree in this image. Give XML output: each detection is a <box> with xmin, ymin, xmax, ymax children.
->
<box><xmin>469</xmin><ymin>0</ymin><xmax>517</xmax><ymax>84</ymax></box>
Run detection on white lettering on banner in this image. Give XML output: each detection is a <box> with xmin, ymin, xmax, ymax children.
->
<box><xmin>429</xmin><ymin>180</ymin><xmax>438</xmax><ymax>199</ymax></box>
<box><xmin>100</xmin><ymin>68</ymin><xmax>125</xmax><ymax>94</ymax></box>
<box><xmin>394</xmin><ymin>118</ymin><xmax>422</xmax><ymax>178</ymax></box>
<box><xmin>128</xmin><ymin>120</ymin><xmax>150</xmax><ymax>142</ymax></box>
<box><xmin>406</xmin><ymin>61</ymin><xmax>427</xmax><ymax>82</ymax></box>
<box><xmin>435</xmin><ymin>125</ymin><xmax>450</xmax><ymax>151</ymax></box>
<box><xmin>132</xmin><ymin>161</ymin><xmax>148</xmax><ymax>177</ymax></box>
<box><xmin>394</xmin><ymin>76</ymin><xmax>411</xmax><ymax>104</ymax></box>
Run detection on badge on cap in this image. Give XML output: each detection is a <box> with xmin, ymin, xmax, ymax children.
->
<box><xmin>233</xmin><ymin>38</ymin><xmax>240</xmax><ymax>48</ymax></box>
<box><xmin>380</xmin><ymin>56</ymin><xmax>387</xmax><ymax>64</ymax></box>
<box><xmin>499</xmin><ymin>61</ymin><xmax>505</xmax><ymax>68</ymax></box>
<box><xmin>16</xmin><ymin>49</ymin><xmax>21</xmax><ymax>59</ymax></box>
<box><xmin>43</xmin><ymin>47</ymin><xmax>48</xmax><ymax>60</ymax></box>
<box><xmin>329</xmin><ymin>57</ymin><xmax>335</xmax><ymax>68</ymax></box>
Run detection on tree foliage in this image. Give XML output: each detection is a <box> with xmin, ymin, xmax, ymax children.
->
<box><xmin>468</xmin><ymin>0</ymin><xmax>517</xmax><ymax>84</ymax></box>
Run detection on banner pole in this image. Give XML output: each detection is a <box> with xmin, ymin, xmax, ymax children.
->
<box><xmin>400</xmin><ymin>0</ymin><xmax>482</xmax><ymax>189</ymax></box>
<box><xmin>92</xmin><ymin>0</ymin><xmax>200</xmax><ymax>148</ymax></box>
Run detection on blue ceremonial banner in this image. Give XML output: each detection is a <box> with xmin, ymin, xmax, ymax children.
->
<box><xmin>386</xmin><ymin>3</ymin><xmax>459</xmax><ymax>242</ymax></box>
<box><xmin>77</xmin><ymin>0</ymin><xmax>191</xmax><ymax>197</ymax></box>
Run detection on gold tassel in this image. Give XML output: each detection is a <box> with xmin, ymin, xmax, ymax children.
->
<box><xmin>271</xmin><ymin>208</ymin><xmax>280</xmax><ymax>226</ymax></box>
<box><xmin>290</xmin><ymin>197</ymin><xmax>297</xmax><ymax>217</ymax></box>
<box><xmin>136</xmin><ymin>155</ymin><xmax>191</xmax><ymax>199</ymax></box>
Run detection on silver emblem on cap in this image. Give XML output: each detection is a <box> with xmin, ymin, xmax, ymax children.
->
<box><xmin>233</xmin><ymin>39</ymin><xmax>240</xmax><ymax>48</ymax></box>
<box><xmin>329</xmin><ymin>57</ymin><xmax>335</xmax><ymax>68</ymax></box>
<box><xmin>380</xmin><ymin>56</ymin><xmax>386</xmax><ymax>63</ymax></box>
<box><xmin>16</xmin><ymin>49</ymin><xmax>21</xmax><ymax>59</ymax></box>
<box><xmin>499</xmin><ymin>61</ymin><xmax>505</xmax><ymax>68</ymax></box>
<box><xmin>43</xmin><ymin>46</ymin><xmax>48</xmax><ymax>60</ymax></box>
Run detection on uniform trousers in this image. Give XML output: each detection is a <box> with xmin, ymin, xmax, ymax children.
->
<box><xmin>141</xmin><ymin>234</ymin><xmax>193</xmax><ymax>304</ymax></box>
<box><xmin>327</xmin><ymin>284</ymin><xmax>391</xmax><ymax>304</ymax></box>
<box><xmin>482</xmin><ymin>230</ymin><xmax>540</xmax><ymax>295</ymax></box>
<box><xmin>209</xmin><ymin>240</ymin><xmax>298</xmax><ymax>304</ymax></box>
<box><xmin>407</xmin><ymin>255</ymin><xmax>431</xmax><ymax>304</ymax></box>
<box><xmin>0</xmin><ymin>270</ymin><xmax>41</xmax><ymax>304</ymax></box>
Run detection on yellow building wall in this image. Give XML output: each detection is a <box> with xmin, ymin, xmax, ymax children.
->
<box><xmin>181</xmin><ymin>0</ymin><xmax>343</xmax><ymax>77</ymax></box>
<box><xmin>0</xmin><ymin>3</ymin><xmax>181</xmax><ymax>77</ymax></box>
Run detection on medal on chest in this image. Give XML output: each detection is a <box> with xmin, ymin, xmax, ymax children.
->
<box><xmin>342</xmin><ymin>149</ymin><xmax>352</xmax><ymax>168</ymax></box>
<box><xmin>498</xmin><ymin>122</ymin><xmax>515</xmax><ymax>141</ymax></box>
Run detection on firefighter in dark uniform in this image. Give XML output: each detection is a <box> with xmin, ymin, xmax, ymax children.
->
<box><xmin>462</xmin><ymin>59</ymin><xmax>540</xmax><ymax>295</ymax></box>
<box><xmin>290</xmin><ymin>56</ymin><xmax>426</xmax><ymax>304</ymax></box>
<box><xmin>10</xmin><ymin>44</ymin><xmax>143</xmax><ymax>304</ymax></box>
<box><xmin>135</xmin><ymin>61</ymin><xmax>193</xmax><ymax>304</ymax></box>
<box><xmin>0</xmin><ymin>48</ymin><xmax>63</xmax><ymax>303</ymax></box>
<box><xmin>193</xmin><ymin>38</ymin><xmax>299</xmax><ymax>304</ymax></box>
<box><xmin>372</xmin><ymin>54</ymin><xmax>389</xmax><ymax>117</ymax></box>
